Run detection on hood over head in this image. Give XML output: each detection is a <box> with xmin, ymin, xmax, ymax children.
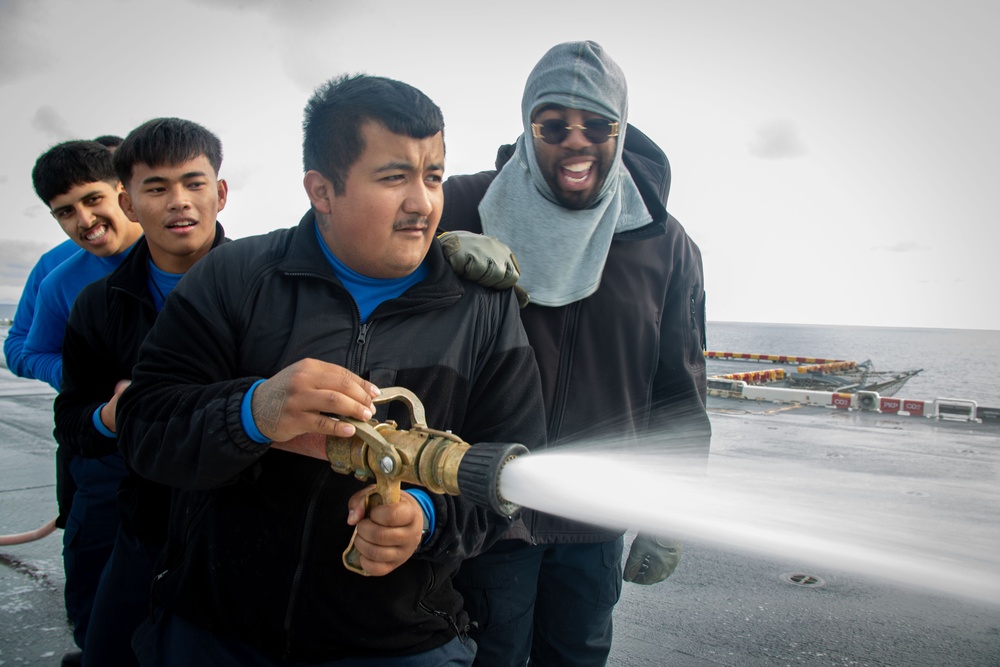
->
<box><xmin>478</xmin><ymin>40</ymin><xmax>651</xmax><ymax>307</ymax></box>
<box><xmin>521</xmin><ymin>40</ymin><xmax>629</xmax><ymax>203</ymax></box>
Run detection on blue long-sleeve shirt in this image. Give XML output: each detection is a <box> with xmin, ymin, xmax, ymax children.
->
<box><xmin>3</xmin><ymin>240</ymin><xmax>81</xmax><ymax>378</ymax></box>
<box><xmin>23</xmin><ymin>243</ymin><xmax>136</xmax><ymax>390</ymax></box>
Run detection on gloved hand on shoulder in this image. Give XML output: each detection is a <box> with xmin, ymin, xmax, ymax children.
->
<box><xmin>623</xmin><ymin>533</ymin><xmax>683</xmax><ymax>585</ymax></box>
<box><xmin>439</xmin><ymin>231</ymin><xmax>529</xmax><ymax>307</ymax></box>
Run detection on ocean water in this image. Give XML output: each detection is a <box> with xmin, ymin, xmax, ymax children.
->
<box><xmin>707</xmin><ymin>321</ymin><xmax>1000</xmax><ymax>407</ymax></box>
<box><xmin>2</xmin><ymin>305</ymin><xmax>998</xmax><ymax>405</ymax></box>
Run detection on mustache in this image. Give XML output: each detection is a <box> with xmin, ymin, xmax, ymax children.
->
<box><xmin>393</xmin><ymin>215</ymin><xmax>429</xmax><ymax>231</ymax></box>
<box><xmin>559</xmin><ymin>148</ymin><xmax>601</xmax><ymax>159</ymax></box>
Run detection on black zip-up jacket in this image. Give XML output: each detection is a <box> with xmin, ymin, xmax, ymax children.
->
<box><xmin>54</xmin><ymin>223</ymin><xmax>228</xmax><ymax>545</ymax></box>
<box><xmin>115</xmin><ymin>212</ymin><xmax>546</xmax><ymax>661</ymax></box>
<box><xmin>441</xmin><ymin>125</ymin><xmax>710</xmax><ymax>543</ymax></box>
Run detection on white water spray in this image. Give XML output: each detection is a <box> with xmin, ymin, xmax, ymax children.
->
<box><xmin>499</xmin><ymin>440</ymin><xmax>1000</xmax><ymax>605</ymax></box>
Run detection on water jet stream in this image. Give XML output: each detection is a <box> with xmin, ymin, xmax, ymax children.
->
<box><xmin>499</xmin><ymin>443</ymin><xmax>1000</xmax><ymax>605</ymax></box>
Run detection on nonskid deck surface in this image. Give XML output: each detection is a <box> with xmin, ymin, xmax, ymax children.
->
<box><xmin>1</xmin><ymin>369</ymin><xmax>998</xmax><ymax>666</ymax></box>
<box><xmin>608</xmin><ymin>397</ymin><xmax>1000</xmax><ymax>666</ymax></box>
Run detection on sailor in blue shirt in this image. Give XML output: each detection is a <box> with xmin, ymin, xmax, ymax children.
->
<box><xmin>26</xmin><ymin>140</ymin><xmax>143</xmax><ymax>659</ymax></box>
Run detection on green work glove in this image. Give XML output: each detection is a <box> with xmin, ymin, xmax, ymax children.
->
<box><xmin>623</xmin><ymin>533</ymin><xmax>683</xmax><ymax>585</ymax></box>
<box><xmin>439</xmin><ymin>231</ymin><xmax>529</xmax><ymax>307</ymax></box>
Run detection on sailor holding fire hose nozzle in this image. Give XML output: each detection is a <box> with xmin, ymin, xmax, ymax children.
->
<box><xmin>114</xmin><ymin>74</ymin><xmax>546</xmax><ymax>666</ymax></box>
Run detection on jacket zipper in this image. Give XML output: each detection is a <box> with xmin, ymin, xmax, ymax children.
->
<box><xmin>283</xmin><ymin>271</ymin><xmax>371</xmax><ymax>374</ymax></box>
<box><xmin>352</xmin><ymin>320</ymin><xmax>372</xmax><ymax>375</ymax></box>
<box><xmin>532</xmin><ymin>300</ymin><xmax>581</xmax><ymax>541</ymax></box>
<box><xmin>283</xmin><ymin>471</ymin><xmax>330</xmax><ymax>657</ymax></box>
<box><xmin>149</xmin><ymin>494</ymin><xmax>211</xmax><ymax>617</ymax></box>
<box><xmin>546</xmin><ymin>301</ymin><xmax>581</xmax><ymax>444</ymax></box>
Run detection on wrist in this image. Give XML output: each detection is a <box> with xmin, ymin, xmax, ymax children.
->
<box><xmin>93</xmin><ymin>404</ymin><xmax>116</xmax><ymax>438</ymax></box>
<box><xmin>405</xmin><ymin>489</ymin><xmax>435</xmax><ymax>545</ymax></box>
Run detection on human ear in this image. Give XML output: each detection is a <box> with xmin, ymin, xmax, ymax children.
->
<box><xmin>119</xmin><ymin>190</ymin><xmax>139</xmax><ymax>222</ymax></box>
<box><xmin>216</xmin><ymin>179</ymin><xmax>229</xmax><ymax>213</ymax></box>
<box><xmin>303</xmin><ymin>170</ymin><xmax>334</xmax><ymax>215</ymax></box>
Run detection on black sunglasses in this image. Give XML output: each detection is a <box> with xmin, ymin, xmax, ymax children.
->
<box><xmin>531</xmin><ymin>118</ymin><xmax>620</xmax><ymax>145</ymax></box>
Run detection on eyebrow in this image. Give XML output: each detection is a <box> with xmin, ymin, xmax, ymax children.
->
<box><xmin>374</xmin><ymin>161</ymin><xmax>443</xmax><ymax>174</ymax></box>
<box><xmin>141</xmin><ymin>170</ymin><xmax>209</xmax><ymax>185</ymax></box>
<box><xmin>374</xmin><ymin>161</ymin><xmax>414</xmax><ymax>174</ymax></box>
<box><xmin>51</xmin><ymin>188</ymin><xmax>104</xmax><ymax>215</ymax></box>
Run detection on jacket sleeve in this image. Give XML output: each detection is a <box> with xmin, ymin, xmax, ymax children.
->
<box><xmin>116</xmin><ymin>254</ymin><xmax>269</xmax><ymax>491</ymax></box>
<box><xmin>2</xmin><ymin>314</ymin><xmax>29</xmax><ymax>378</ymax></box>
<box><xmin>418</xmin><ymin>288</ymin><xmax>546</xmax><ymax>561</ymax></box>
<box><xmin>648</xmin><ymin>214</ymin><xmax>711</xmax><ymax>458</ymax></box>
<box><xmin>53</xmin><ymin>284</ymin><xmax>121</xmax><ymax>458</ymax></box>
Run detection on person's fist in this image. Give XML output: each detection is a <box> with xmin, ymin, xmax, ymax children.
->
<box><xmin>623</xmin><ymin>533</ymin><xmax>682</xmax><ymax>585</ymax></box>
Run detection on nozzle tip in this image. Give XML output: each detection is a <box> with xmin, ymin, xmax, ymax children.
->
<box><xmin>457</xmin><ymin>442</ymin><xmax>528</xmax><ymax>517</ymax></box>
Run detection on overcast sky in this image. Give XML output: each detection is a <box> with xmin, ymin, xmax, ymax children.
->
<box><xmin>1</xmin><ymin>0</ymin><xmax>996</xmax><ymax>330</ymax></box>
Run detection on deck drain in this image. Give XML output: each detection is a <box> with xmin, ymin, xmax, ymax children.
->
<box><xmin>780</xmin><ymin>572</ymin><xmax>825</xmax><ymax>588</ymax></box>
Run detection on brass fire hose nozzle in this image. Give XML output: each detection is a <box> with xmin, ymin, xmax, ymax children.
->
<box><xmin>326</xmin><ymin>386</ymin><xmax>527</xmax><ymax>575</ymax></box>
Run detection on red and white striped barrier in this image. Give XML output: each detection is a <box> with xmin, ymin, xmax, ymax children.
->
<box><xmin>707</xmin><ymin>381</ymin><xmax>995</xmax><ymax>423</ymax></box>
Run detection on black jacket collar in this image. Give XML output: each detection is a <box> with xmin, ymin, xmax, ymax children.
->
<box><xmin>107</xmin><ymin>221</ymin><xmax>229</xmax><ymax>299</ymax></box>
<box><xmin>280</xmin><ymin>210</ymin><xmax>464</xmax><ymax>313</ymax></box>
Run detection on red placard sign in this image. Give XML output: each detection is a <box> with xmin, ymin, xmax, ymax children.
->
<box><xmin>880</xmin><ymin>398</ymin><xmax>901</xmax><ymax>413</ymax></box>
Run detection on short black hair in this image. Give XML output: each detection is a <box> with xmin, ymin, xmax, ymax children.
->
<box><xmin>302</xmin><ymin>73</ymin><xmax>444</xmax><ymax>195</ymax></box>
<box><xmin>92</xmin><ymin>135</ymin><xmax>124</xmax><ymax>149</ymax></box>
<box><xmin>114</xmin><ymin>118</ymin><xmax>223</xmax><ymax>190</ymax></box>
<box><xmin>31</xmin><ymin>140</ymin><xmax>119</xmax><ymax>205</ymax></box>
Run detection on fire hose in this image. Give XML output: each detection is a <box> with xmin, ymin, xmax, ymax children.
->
<box><xmin>0</xmin><ymin>517</ymin><xmax>57</xmax><ymax>546</ymax></box>
<box><xmin>275</xmin><ymin>386</ymin><xmax>527</xmax><ymax>575</ymax></box>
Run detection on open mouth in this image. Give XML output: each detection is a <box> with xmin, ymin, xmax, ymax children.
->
<box><xmin>560</xmin><ymin>160</ymin><xmax>594</xmax><ymax>187</ymax></box>
<box><xmin>83</xmin><ymin>224</ymin><xmax>108</xmax><ymax>242</ymax></box>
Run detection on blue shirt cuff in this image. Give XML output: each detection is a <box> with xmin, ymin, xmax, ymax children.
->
<box><xmin>241</xmin><ymin>379</ymin><xmax>271</xmax><ymax>444</ymax></box>
<box><xmin>92</xmin><ymin>404</ymin><xmax>116</xmax><ymax>438</ymax></box>
<box><xmin>404</xmin><ymin>489</ymin><xmax>436</xmax><ymax>545</ymax></box>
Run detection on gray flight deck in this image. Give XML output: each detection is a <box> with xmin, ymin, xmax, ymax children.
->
<box><xmin>1</xmin><ymin>363</ymin><xmax>998</xmax><ymax>666</ymax></box>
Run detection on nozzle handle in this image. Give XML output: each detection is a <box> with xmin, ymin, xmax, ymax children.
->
<box><xmin>456</xmin><ymin>442</ymin><xmax>528</xmax><ymax>518</ymax></box>
<box><xmin>343</xmin><ymin>486</ymin><xmax>383</xmax><ymax>576</ymax></box>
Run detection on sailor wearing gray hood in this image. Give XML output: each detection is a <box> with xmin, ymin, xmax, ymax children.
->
<box><xmin>441</xmin><ymin>40</ymin><xmax>711</xmax><ymax>666</ymax></box>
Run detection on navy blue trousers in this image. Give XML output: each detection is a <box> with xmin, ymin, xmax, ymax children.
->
<box><xmin>453</xmin><ymin>537</ymin><xmax>624</xmax><ymax>667</ymax></box>
<box><xmin>81</xmin><ymin>527</ymin><xmax>160</xmax><ymax>667</ymax></box>
<box><xmin>62</xmin><ymin>455</ymin><xmax>127</xmax><ymax>649</ymax></box>
<box><xmin>132</xmin><ymin>610</ymin><xmax>477</xmax><ymax>666</ymax></box>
